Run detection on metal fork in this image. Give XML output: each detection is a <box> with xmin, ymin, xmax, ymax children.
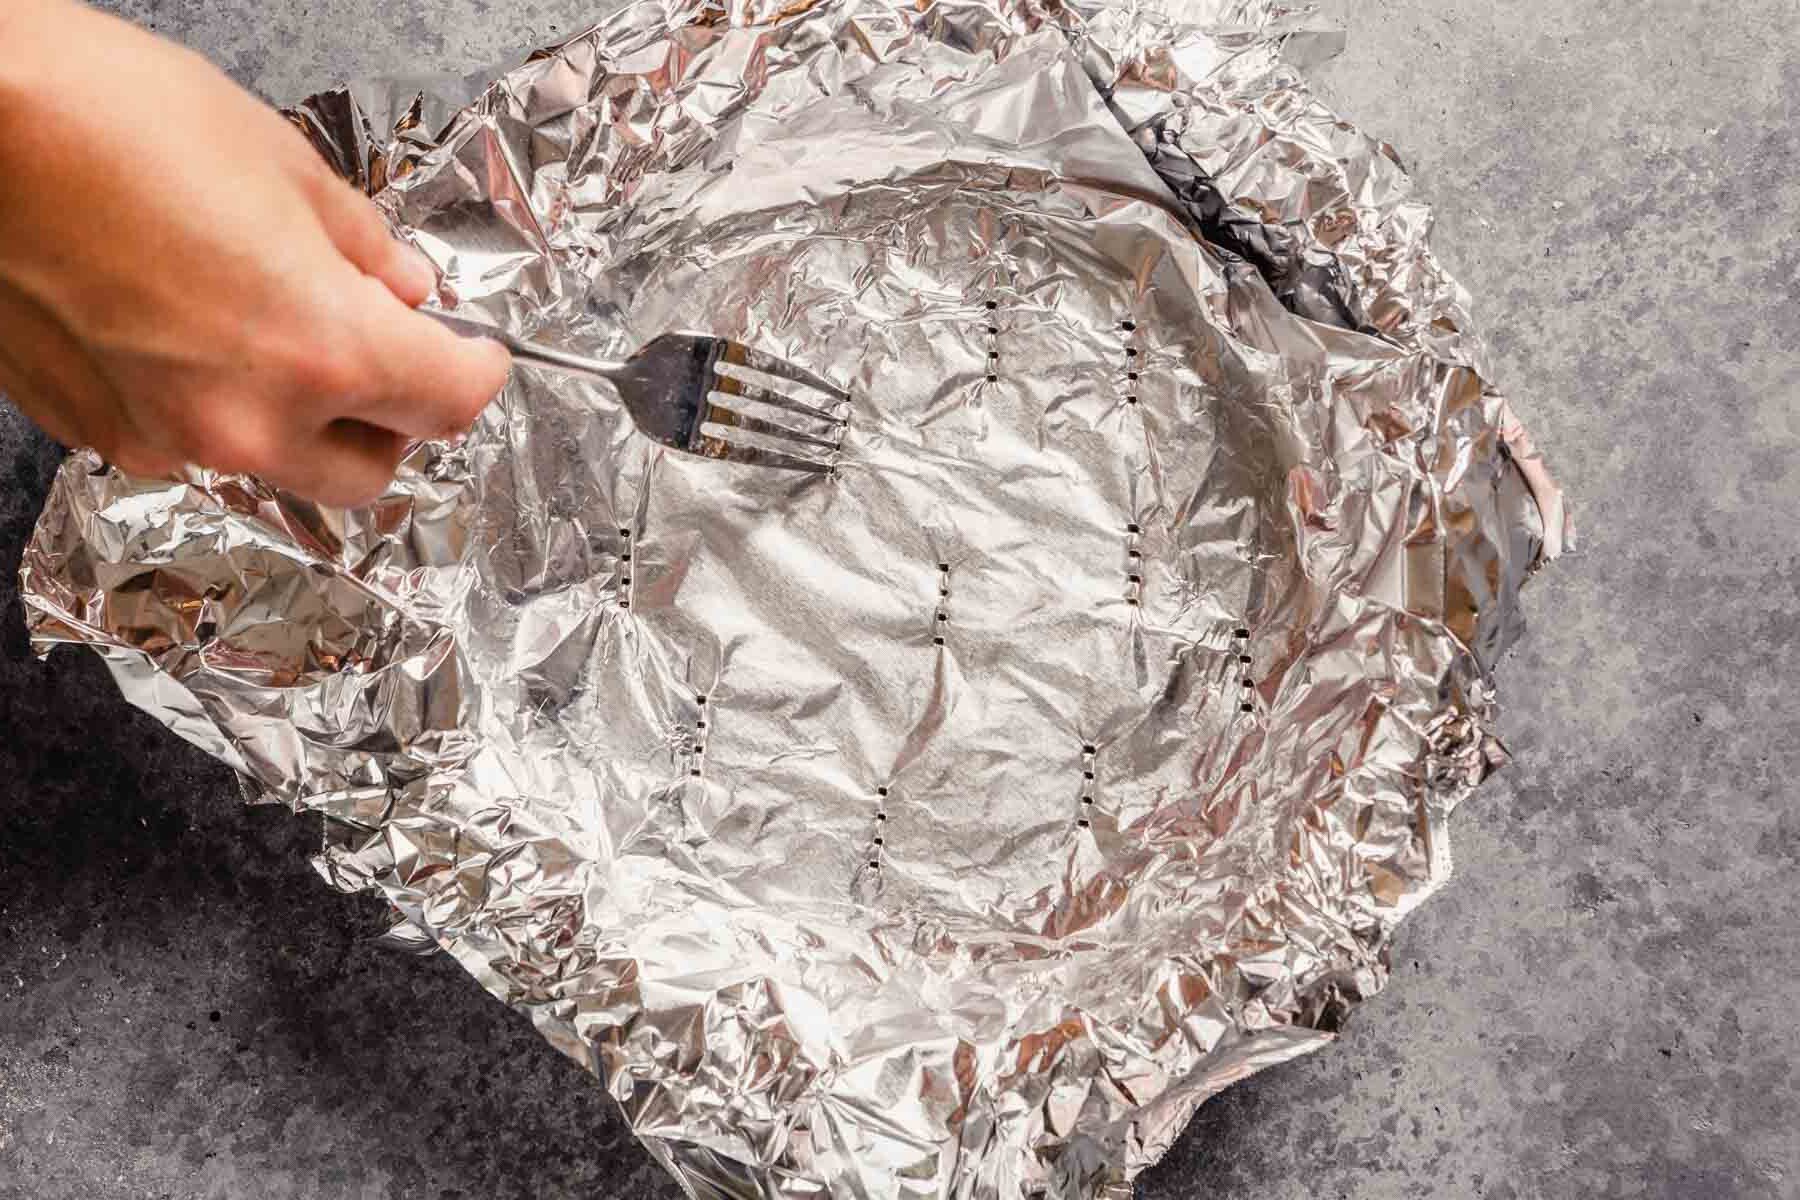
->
<box><xmin>426</xmin><ymin>308</ymin><xmax>850</xmax><ymax>474</ymax></box>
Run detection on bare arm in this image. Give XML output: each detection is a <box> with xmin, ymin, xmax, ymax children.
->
<box><xmin>0</xmin><ymin>0</ymin><xmax>509</xmax><ymax>506</ymax></box>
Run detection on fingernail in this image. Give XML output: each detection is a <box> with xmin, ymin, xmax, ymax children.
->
<box><xmin>402</xmin><ymin>244</ymin><xmax>440</xmax><ymax>299</ymax></box>
<box><xmin>486</xmin><ymin>339</ymin><xmax>514</xmax><ymax>380</ymax></box>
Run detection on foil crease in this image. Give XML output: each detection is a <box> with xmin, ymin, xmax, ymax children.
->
<box><xmin>19</xmin><ymin>1</ymin><xmax>1570</xmax><ymax>1196</ymax></box>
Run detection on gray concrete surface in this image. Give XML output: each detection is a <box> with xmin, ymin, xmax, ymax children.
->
<box><xmin>2</xmin><ymin>0</ymin><xmax>1797</xmax><ymax>1196</ymax></box>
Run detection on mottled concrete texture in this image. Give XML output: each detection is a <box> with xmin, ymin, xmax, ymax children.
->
<box><xmin>1</xmin><ymin>1</ymin><xmax>1796</xmax><ymax>1196</ymax></box>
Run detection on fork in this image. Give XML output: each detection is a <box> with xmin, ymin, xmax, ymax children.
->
<box><xmin>426</xmin><ymin>308</ymin><xmax>850</xmax><ymax>474</ymax></box>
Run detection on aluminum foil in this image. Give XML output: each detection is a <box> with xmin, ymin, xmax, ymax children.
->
<box><xmin>19</xmin><ymin>1</ymin><xmax>1570</xmax><ymax>1195</ymax></box>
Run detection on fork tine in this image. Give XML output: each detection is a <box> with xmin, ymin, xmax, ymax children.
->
<box><xmin>712</xmin><ymin>364</ymin><xmax>850</xmax><ymax>425</ymax></box>
<box><xmin>710</xmin><ymin>379</ymin><xmax>848</xmax><ymax>430</ymax></box>
<box><xmin>711</xmin><ymin>363</ymin><xmax>849</xmax><ymax>423</ymax></box>
<box><xmin>700</xmin><ymin>443</ymin><xmax>836</xmax><ymax>474</ymax></box>
<box><xmin>717</xmin><ymin>346</ymin><xmax>851</xmax><ymax>404</ymax></box>
<box><xmin>697</xmin><ymin>423</ymin><xmax>839</xmax><ymax>473</ymax></box>
<box><xmin>703</xmin><ymin>405</ymin><xmax>841</xmax><ymax>451</ymax></box>
<box><xmin>705</xmin><ymin>390</ymin><xmax>845</xmax><ymax>446</ymax></box>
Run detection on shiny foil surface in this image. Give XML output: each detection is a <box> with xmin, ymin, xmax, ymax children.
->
<box><xmin>19</xmin><ymin>1</ymin><xmax>1570</xmax><ymax>1195</ymax></box>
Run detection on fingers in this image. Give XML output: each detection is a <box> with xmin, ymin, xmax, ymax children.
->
<box><xmin>309</xmin><ymin>172</ymin><xmax>438</xmax><ymax>307</ymax></box>
<box><xmin>341</xmin><ymin>274</ymin><xmax>512</xmax><ymax>439</ymax></box>
<box><xmin>307</xmin><ymin>178</ymin><xmax>510</xmax><ymax>440</ymax></box>
<box><xmin>171</xmin><ymin>272</ymin><xmax>507</xmax><ymax>509</ymax></box>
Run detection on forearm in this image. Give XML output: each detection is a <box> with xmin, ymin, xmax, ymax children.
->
<box><xmin>0</xmin><ymin>1</ymin><xmax>202</xmax><ymax>269</ymax></box>
<box><xmin>0</xmin><ymin>1</ymin><xmax>85</xmax><ymax>191</ymax></box>
<box><xmin>0</xmin><ymin>4</ymin><xmax>197</xmax><ymax>137</ymax></box>
<box><xmin>0</xmin><ymin>0</ymin><xmax>65</xmax><ymax>76</ymax></box>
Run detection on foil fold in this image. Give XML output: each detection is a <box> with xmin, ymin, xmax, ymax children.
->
<box><xmin>19</xmin><ymin>1</ymin><xmax>1569</xmax><ymax>1196</ymax></box>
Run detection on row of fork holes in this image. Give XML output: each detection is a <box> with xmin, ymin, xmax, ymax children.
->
<box><xmin>1123</xmin><ymin>319</ymin><xmax>1142</xmax><ymax>606</ymax></box>
<box><xmin>1126</xmin><ymin>521</ymin><xmax>1142</xmax><ymax>606</ymax></box>
<box><xmin>1077</xmin><ymin>743</ymin><xmax>1097</xmax><ymax>828</ymax></box>
<box><xmin>984</xmin><ymin>301</ymin><xmax>999</xmax><ymax>382</ymax></box>
<box><xmin>1237</xmin><ymin>627</ymin><xmax>1255</xmax><ymax>713</ymax></box>
<box><xmin>618</xmin><ymin>528</ymin><xmax>633</xmax><ymax>609</ymax></box>
<box><xmin>1122</xmin><ymin>318</ymin><xmax>1140</xmax><ymax>406</ymax></box>
<box><xmin>871</xmin><ymin>785</ymin><xmax>889</xmax><ymax>870</ymax></box>
<box><xmin>934</xmin><ymin>562</ymin><xmax>950</xmax><ymax>646</ymax></box>
<box><xmin>691</xmin><ymin>693</ymin><xmax>709</xmax><ymax>776</ymax></box>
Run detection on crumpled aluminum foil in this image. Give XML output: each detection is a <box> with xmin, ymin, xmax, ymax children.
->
<box><xmin>19</xmin><ymin>0</ymin><xmax>1570</xmax><ymax>1195</ymax></box>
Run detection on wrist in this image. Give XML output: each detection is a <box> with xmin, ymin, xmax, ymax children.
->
<box><xmin>0</xmin><ymin>0</ymin><xmax>60</xmax><ymax>32</ymax></box>
<box><xmin>0</xmin><ymin>8</ymin><xmax>62</xmax><ymax>281</ymax></box>
<box><xmin>0</xmin><ymin>1</ymin><xmax>61</xmax><ymax>190</ymax></box>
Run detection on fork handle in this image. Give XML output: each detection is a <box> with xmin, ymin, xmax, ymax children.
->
<box><xmin>424</xmin><ymin>308</ymin><xmax>627</xmax><ymax>385</ymax></box>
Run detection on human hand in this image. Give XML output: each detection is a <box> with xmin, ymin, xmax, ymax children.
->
<box><xmin>0</xmin><ymin>0</ymin><xmax>510</xmax><ymax>507</ymax></box>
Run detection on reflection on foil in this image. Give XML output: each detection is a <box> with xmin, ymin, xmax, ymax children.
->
<box><xmin>19</xmin><ymin>0</ymin><xmax>1570</xmax><ymax>1195</ymax></box>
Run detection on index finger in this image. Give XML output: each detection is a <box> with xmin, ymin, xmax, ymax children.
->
<box><xmin>342</xmin><ymin>274</ymin><xmax>512</xmax><ymax>439</ymax></box>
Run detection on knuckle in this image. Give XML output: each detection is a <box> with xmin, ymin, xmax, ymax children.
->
<box><xmin>287</xmin><ymin>135</ymin><xmax>355</xmax><ymax>197</ymax></box>
<box><xmin>197</xmin><ymin>419</ymin><xmax>277</xmax><ymax>477</ymax></box>
<box><xmin>287</xmin><ymin>341</ymin><xmax>365</xmax><ymax>402</ymax></box>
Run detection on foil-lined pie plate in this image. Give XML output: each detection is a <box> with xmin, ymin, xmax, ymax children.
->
<box><xmin>19</xmin><ymin>1</ymin><xmax>1568</xmax><ymax>1195</ymax></box>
